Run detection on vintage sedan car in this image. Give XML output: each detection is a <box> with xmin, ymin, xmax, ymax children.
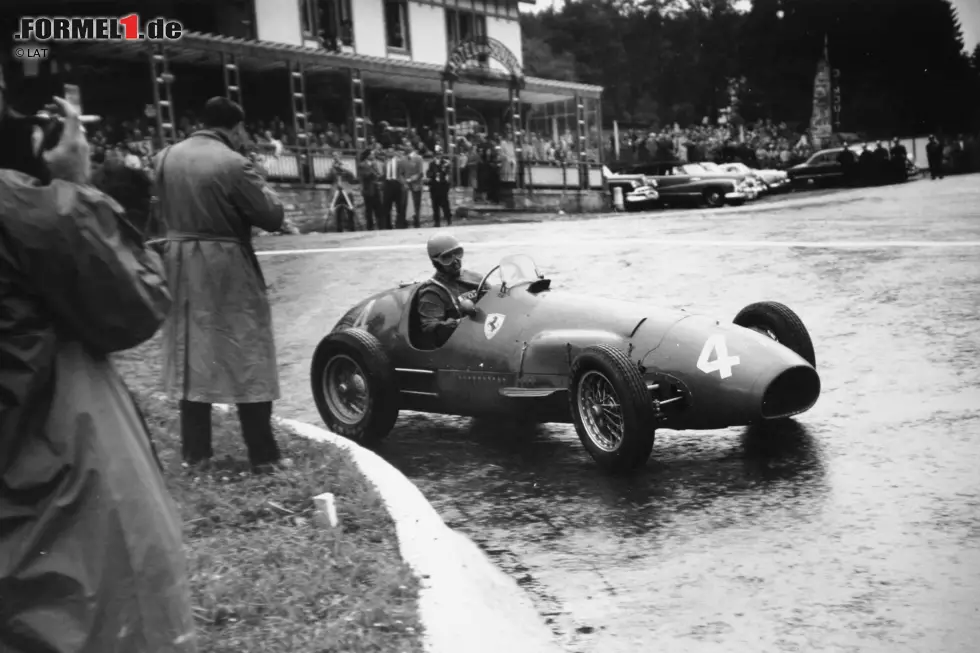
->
<box><xmin>787</xmin><ymin>148</ymin><xmax>847</xmax><ymax>187</ymax></box>
<box><xmin>311</xmin><ymin>254</ymin><xmax>821</xmax><ymax>472</ymax></box>
<box><xmin>715</xmin><ymin>162</ymin><xmax>791</xmax><ymax>192</ymax></box>
<box><xmin>789</xmin><ymin>146</ymin><xmax>916</xmax><ymax>187</ymax></box>
<box><xmin>682</xmin><ymin>163</ymin><xmax>764</xmax><ymax>199</ymax></box>
<box><xmin>603</xmin><ymin>167</ymin><xmax>661</xmax><ymax>210</ymax></box>
<box><xmin>610</xmin><ymin>161</ymin><xmax>755</xmax><ymax>208</ymax></box>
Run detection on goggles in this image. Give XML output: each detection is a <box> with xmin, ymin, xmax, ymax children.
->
<box><xmin>434</xmin><ymin>247</ymin><xmax>464</xmax><ymax>266</ymax></box>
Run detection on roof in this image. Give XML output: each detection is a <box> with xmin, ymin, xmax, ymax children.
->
<box><xmin>62</xmin><ymin>31</ymin><xmax>603</xmax><ymax>99</ymax></box>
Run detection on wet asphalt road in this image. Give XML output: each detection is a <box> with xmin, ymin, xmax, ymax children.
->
<box><xmin>259</xmin><ymin>176</ymin><xmax>980</xmax><ymax>653</ymax></box>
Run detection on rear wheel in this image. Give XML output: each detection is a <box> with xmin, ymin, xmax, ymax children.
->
<box><xmin>703</xmin><ymin>189</ymin><xmax>725</xmax><ymax>208</ymax></box>
<box><xmin>569</xmin><ymin>345</ymin><xmax>658</xmax><ymax>472</ymax></box>
<box><xmin>734</xmin><ymin>301</ymin><xmax>816</xmax><ymax>367</ymax></box>
<box><xmin>311</xmin><ymin>328</ymin><xmax>399</xmax><ymax>446</ymax></box>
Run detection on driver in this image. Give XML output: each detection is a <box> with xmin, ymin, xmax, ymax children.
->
<box><xmin>417</xmin><ymin>232</ymin><xmax>482</xmax><ymax>348</ymax></box>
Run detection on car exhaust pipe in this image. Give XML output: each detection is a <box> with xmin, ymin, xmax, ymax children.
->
<box><xmin>760</xmin><ymin>365</ymin><xmax>821</xmax><ymax>419</ymax></box>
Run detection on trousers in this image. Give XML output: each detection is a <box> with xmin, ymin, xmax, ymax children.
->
<box><xmin>179</xmin><ymin>400</ymin><xmax>280</xmax><ymax>466</ymax></box>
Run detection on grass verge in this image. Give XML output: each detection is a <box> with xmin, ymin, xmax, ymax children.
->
<box><xmin>116</xmin><ymin>341</ymin><xmax>425</xmax><ymax>653</ymax></box>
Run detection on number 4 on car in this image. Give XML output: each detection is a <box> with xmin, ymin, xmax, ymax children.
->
<box><xmin>310</xmin><ymin>255</ymin><xmax>820</xmax><ymax>473</ymax></box>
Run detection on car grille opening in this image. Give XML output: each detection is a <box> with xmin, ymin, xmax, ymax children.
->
<box><xmin>761</xmin><ymin>366</ymin><xmax>820</xmax><ymax>419</ymax></box>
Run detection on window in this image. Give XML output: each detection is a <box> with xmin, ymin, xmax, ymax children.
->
<box><xmin>446</xmin><ymin>9</ymin><xmax>487</xmax><ymax>49</ymax></box>
<box><xmin>299</xmin><ymin>0</ymin><xmax>354</xmax><ymax>50</ymax></box>
<box><xmin>385</xmin><ymin>0</ymin><xmax>410</xmax><ymax>52</ymax></box>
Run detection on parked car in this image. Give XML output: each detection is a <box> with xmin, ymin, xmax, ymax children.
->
<box><xmin>610</xmin><ymin>161</ymin><xmax>755</xmax><ymax>208</ymax></box>
<box><xmin>310</xmin><ymin>253</ymin><xmax>820</xmax><ymax>471</ymax></box>
<box><xmin>603</xmin><ymin>167</ymin><xmax>661</xmax><ymax>210</ymax></box>
<box><xmin>787</xmin><ymin>148</ymin><xmax>846</xmax><ymax>187</ymax></box>
<box><xmin>788</xmin><ymin>147</ymin><xmax>917</xmax><ymax>187</ymax></box>
<box><xmin>685</xmin><ymin>163</ymin><xmax>764</xmax><ymax>198</ymax></box>
<box><xmin>714</xmin><ymin>162</ymin><xmax>791</xmax><ymax>193</ymax></box>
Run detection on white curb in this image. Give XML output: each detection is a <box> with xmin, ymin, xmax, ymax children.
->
<box><xmin>281</xmin><ymin>417</ymin><xmax>567</xmax><ymax>653</ymax></box>
<box><xmin>205</xmin><ymin>403</ymin><xmax>565</xmax><ymax>653</ymax></box>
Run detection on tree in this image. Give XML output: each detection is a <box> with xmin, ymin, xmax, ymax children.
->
<box><xmin>522</xmin><ymin>35</ymin><xmax>578</xmax><ymax>82</ymax></box>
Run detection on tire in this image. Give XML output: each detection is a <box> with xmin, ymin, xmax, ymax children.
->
<box><xmin>733</xmin><ymin>301</ymin><xmax>816</xmax><ymax>367</ymax></box>
<box><xmin>569</xmin><ymin>345</ymin><xmax>658</xmax><ymax>472</ymax></box>
<box><xmin>310</xmin><ymin>328</ymin><xmax>399</xmax><ymax>446</ymax></box>
<box><xmin>702</xmin><ymin>189</ymin><xmax>725</xmax><ymax>208</ymax></box>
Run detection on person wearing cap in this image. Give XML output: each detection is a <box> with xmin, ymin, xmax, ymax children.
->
<box><xmin>427</xmin><ymin>144</ymin><xmax>453</xmax><ymax>227</ymax></box>
<box><xmin>0</xmin><ymin>87</ymin><xmax>196</xmax><ymax>650</ymax></box>
<box><xmin>416</xmin><ymin>232</ymin><xmax>482</xmax><ymax>349</ymax></box>
<box><xmin>152</xmin><ymin>96</ymin><xmax>287</xmax><ymax>474</ymax></box>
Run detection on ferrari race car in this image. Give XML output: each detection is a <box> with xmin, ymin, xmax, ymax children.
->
<box><xmin>311</xmin><ymin>255</ymin><xmax>821</xmax><ymax>472</ymax></box>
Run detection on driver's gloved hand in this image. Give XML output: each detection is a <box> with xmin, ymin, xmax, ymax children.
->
<box><xmin>460</xmin><ymin>290</ymin><xmax>478</xmax><ymax>301</ymax></box>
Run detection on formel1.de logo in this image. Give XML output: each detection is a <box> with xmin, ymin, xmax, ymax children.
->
<box><xmin>14</xmin><ymin>14</ymin><xmax>183</xmax><ymax>42</ymax></box>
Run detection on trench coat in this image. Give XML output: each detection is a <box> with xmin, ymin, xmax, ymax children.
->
<box><xmin>0</xmin><ymin>170</ymin><xmax>195</xmax><ymax>653</ymax></box>
<box><xmin>154</xmin><ymin>130</ymin><xmax>285</xmax><ymax>404</ymax></box>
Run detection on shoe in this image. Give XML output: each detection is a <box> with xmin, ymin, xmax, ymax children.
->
<box><xmin>182</xmin><ymin>459</ymin><xmax>212</xmax><ymax>472</ymax></box>
<box><xmin>251</xmin><ymin>457</ymin><xmax>294</xmax><ymax>475</ymax></box>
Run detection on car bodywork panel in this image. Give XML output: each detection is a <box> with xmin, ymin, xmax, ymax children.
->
<box><xmin>326</xmin><ymin>276</ymin><xmax>820</xmax><ymax>429</ymax></box>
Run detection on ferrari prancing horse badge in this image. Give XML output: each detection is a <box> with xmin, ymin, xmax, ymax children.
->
<box><xmin>484</xmin><ymin>313</ymin><xmax>506</xmax><ymax>340</ymax></box>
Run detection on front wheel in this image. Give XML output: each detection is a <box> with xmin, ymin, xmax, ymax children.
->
<box><xmin>702</xmin><ymin>189</ymin><xmax>725</xmax><ymax>208</ymax></box>
<box><xmin>310</xmin><ymin>328</ymin><xmax>400</xmax><ymax>446</ymax></box>
<box><xmin>569</xmin><ymin>345</ymin><xmax>659</xmax><ymax>472</ymax></box>
<box><xmin>734</xmin><ymin>301</ymin><xmax>816</xmax><ymax>367</ymax></box>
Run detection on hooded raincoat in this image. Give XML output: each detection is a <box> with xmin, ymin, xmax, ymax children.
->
<box><xmin>0</xmin><ymin>170</ymin><xmax>196</xmax><ymax>652</ymax></box>
<box><xmin>153</xmin><ymin>130</ymin><xmax>284</xmax><ymax>404</ymax></box>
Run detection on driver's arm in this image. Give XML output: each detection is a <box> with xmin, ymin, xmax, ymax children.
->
<box><xmin>459</xmin><ymin>269</ymin><xmax>483</xmax><ymax>289</ymax></box>
<box><xmin>418</xmin><ymin>289</ymin><xmax>460</xmax><ymax>343</ymax></box>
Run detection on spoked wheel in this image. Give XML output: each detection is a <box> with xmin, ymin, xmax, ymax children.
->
<box><xmin>311</xmin><ymin>328</ymin><xmax>399</xmax><ymax>446</ymax></box>
<box><xmin>576</xmin><ymin>370</ymin><xmax>626</xmax><ymax>452</ymax></box>
<box><xmin>569</xmin><ymin>345</ymin><xmax>658</xmax><ymax>472</ymax></box>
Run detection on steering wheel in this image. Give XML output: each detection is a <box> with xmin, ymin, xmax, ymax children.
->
<box><xmin>475</xmin><ymin>265</ymin><xmax>500</xmax><ymax>298</ymax></box>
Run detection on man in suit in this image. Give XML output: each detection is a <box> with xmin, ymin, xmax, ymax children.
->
<box><xmin>427</xmin><ymin>144</ymin><xmax>453</xmax><ymax>227</ymax></box>
<box><xmin>404</xmin><ymin>144</ymin><xmax>425</xmax><ymax>228</ymax></box>
<box><xmin>358</xmin><ymin>147</ymin><xmax>382</xmax><ymax>230</ymax></box>
<box><xmin>381</xmin><ymin>147</ymin><xmax>404</xmax><ymax>230</ymax></box>
<box><xmin>393</xmin><ymin>145</ymin><xmax>412</xmax><ymax>228</ymax></box>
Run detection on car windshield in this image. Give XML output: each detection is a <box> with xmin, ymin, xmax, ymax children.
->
<box><xmin>680</xmin><ymin>164</ymin><xmax>707</xmax><ymax>174</ymax></box>
<box><xmin>725</xmin><ymin>163</ymin><xmax>749</xmax><ymax>173</ymax></box>
<box><xmin>499</xmin><ymin>254</ymin><xmax>542</xmax><ymax>288</ymax></box>
<box><xmin>700</xmin><ymin>162</ymin><xmax>721</xmax><ymax>171</ymax></box>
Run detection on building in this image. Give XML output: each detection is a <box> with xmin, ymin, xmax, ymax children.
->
<box><xmin>3</xmin><ymin>0</ymin><xmax>606</xmax><ymax>216</ymax></box>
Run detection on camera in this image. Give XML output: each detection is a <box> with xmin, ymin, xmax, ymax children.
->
<box><xmin>34</xmin><ymin>102</ymin><xmax>101</xmax><ymax>151</ymax></box>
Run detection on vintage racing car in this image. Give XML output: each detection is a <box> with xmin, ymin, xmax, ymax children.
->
<box><xmin>311</xmin><ymin>255</ymin><xmax>821</xmax><ymax>472</ymax></box>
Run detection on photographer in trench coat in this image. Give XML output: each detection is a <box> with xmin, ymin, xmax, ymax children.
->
<box><xmin>153</xmin><ymin>97</ymin><xmax>287</xmax><ymax>473</ymax></box>
<box><xmin>0</xmin><ymin>82</ymin><xmax>195</xmax><ymax>651</ymax></box>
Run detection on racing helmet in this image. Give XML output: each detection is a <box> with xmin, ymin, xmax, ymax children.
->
<box><xmin>427</xmin><ymin>232</ymin><xmax>463</xmax><ymax>264</ymax></box>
